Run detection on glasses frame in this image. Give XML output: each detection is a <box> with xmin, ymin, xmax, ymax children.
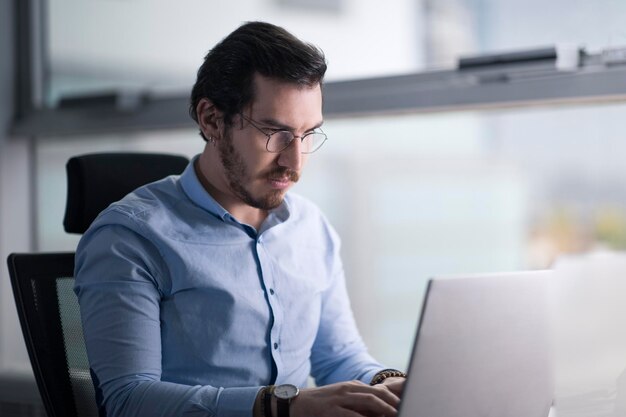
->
<box><xmin>239</xmin><ymin>113</ymin><xmax>327</xmax><ymax>154</ymax></box>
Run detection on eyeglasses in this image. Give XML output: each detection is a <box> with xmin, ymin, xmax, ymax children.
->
<box><xmin>239</xmin><ymin>113</ymin><xmax>327</xmax><ymax>154</ymax></box>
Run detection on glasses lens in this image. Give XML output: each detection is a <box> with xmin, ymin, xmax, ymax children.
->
<box><xmin>302</xmin><ymin>133</ymin><xmax>327</xmax><ymax>154</ymax></box>
<box><xmin>267</xmin><ymin>131</ymin><xmax>294</xmax><ymax>153</ymax></box>
<box><xmin>267</xmin><ymin>131</ymin><xmax>328</xmax><ymax>153</ymax></box>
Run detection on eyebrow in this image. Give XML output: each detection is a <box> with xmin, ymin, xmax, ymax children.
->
<box><xmin>258</xmin><ymin>117</ymin><xmax>324</xmax><ymax>132</ymax></box>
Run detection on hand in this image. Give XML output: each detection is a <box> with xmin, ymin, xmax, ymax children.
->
<box><xmin>380</xmin><ymin>376</ymin><xmax>405</xmax><ymax>397</ymax></box>
<box><xmin>289</xmin><ymin>380</ymin><xmax>400</xmax><ymax>417</ymax></box>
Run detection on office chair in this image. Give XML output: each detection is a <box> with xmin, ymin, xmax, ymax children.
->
<box><xmin>7</xmin><ymin>152</ymin><xmax>189</xmax><ymax>417</ymax></box>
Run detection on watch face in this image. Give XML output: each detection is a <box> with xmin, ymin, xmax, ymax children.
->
<box><xmin>274</xmin><ymin>384</ymin><xmax>299</xmax><ymax>400</ymax></box>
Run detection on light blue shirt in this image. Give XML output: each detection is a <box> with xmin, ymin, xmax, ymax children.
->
<box><xmin>74</xmin><ymin>156</ymin><xmax>383</xmax><ymax>417</ymax></box>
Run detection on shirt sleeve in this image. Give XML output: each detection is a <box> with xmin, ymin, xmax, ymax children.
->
<box><xmin>309</xmin><ymin>225</ymin><xmax>384</xmax><ymax>386</ymax></box>
<box><xmin>74</xmin><ymin>220</ymin><xmax>261</xmax><ymax>417</ymax></box>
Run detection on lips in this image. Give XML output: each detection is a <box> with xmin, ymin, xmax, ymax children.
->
<box><xmin>268</xmin><ymin>176</ymin><xmax>290</xmax><ymax>183</ymax></box>
<box><xmin>268</xmin><ymin>177</ymin><xmax>291</xmax><ymax>190</ymax></box>
<box><xmin>266</xmin><ymin>169</ymin><xmax>299</xmax><ymax>184</ymax></box>
<box><xmin>266</xmin><ymin>168</ymin><xmax>299</xmax><ymax>191</ymax></box>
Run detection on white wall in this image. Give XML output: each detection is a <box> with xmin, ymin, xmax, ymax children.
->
<box><xmin>47</xmin><ymin>0</ymin><xmax>423</xmax><ymax>102</ymax></box>
<box><xmin>0</xmin><ymin>0</ymin><xmax>11</xmax><ymax>144</ymax></box>
<box><xmin>0</xmin><ymin>0</ymin><xmax>33</xmax><ymax>371</ymax></box>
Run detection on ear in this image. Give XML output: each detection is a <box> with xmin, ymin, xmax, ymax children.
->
<box><xmin>196</xmin><ymin>98</ymin><xmax>224</xmax><ymax>141</ymax></box>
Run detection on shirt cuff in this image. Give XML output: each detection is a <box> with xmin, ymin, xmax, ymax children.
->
<box><xmin>216</xmin><ymin>386</ymin><xmax>263</xmax><ymax>417</ymax></box>
<box><xmin>360</xmin><ymin>368</ymin><xmax>382</xmax><ymax>385</ymax></box>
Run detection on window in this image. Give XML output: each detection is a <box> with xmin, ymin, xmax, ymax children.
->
<box><xmin>37</xmin><ymin>99</ymin><xmax>626</xmax><ymax>368</ymax></box>
<box><xmin>46</xmin><ymin>0</ymin><xmax>421</xmax><ymax>105</ymax></box>
<box><xmin>16</xmin><ymin>0</ymin><xmax>626</xmax><ymax>373</ymax></box>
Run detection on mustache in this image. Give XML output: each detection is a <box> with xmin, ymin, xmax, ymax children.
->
<box><xmin>265</xmin><ymin>167</ymin><xmax>300</xmax><ymax>183</ymax></box>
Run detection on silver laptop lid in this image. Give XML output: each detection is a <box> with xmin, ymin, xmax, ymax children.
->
<box><xmin>399</xmin><ymin>270</ymin><xmax>553</xmax><ymax>417</ymax></box>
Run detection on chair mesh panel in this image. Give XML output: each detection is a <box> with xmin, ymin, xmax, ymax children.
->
<box><xmin>28</xmin><ymin>273</ymin><xmax>77</xmax><ymax>417</ymax></box>
<box><xmin>56</xmin><ymin>278</ymin><xmax>99</xmax><ymax>417</ymax></box>
<box><xmin>10</xmin><ymin>252</ymin><xmax>101</xmax><ymax>417</ymax></box>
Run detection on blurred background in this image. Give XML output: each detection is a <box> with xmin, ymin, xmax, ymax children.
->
<box><xmin>3</xmin><ymin>0</ymin><xmax>626</xmax><ymax>414</ymax></box>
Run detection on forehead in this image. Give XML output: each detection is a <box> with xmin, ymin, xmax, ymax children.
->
<box><xmin>248</xmin><ymin>74</ymin><xmax>323</xmax><ymax>126</ymax></box>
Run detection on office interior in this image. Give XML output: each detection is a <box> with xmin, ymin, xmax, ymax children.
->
<box><xmin>2</xmin><ymin>0</ymin><xmax>626</xmax><ymax>415</ymax></box>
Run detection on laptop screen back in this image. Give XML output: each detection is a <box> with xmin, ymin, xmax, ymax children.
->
<box><xmin>399</xmin><ymin>270</ymin><xmax>553</xmax><ymax>417</ymax></box>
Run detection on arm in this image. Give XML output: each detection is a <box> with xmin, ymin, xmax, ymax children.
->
<box><xmin>309</xmin><ymin>236</ymin><xmax>381</xmax><ymax>385</ymax></box>
<box><xmin>286</xmin><ymin>273</ymin><xmax>405</xmax><ymax>417</ymax></box>
<box><xmin>75</xmin><ymin>223</ymin><xmax>260</xmax><ymax>417</ymax></box>
<box><xmin>286</xmin><ymin>226</ymin><xmax>403</xmax><ymax>417</ymax></box>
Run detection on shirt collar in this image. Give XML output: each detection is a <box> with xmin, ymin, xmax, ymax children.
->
<box><xmin>180</xmin><ymin>154</ymin><xmax>292</xmax><ymax>228</ymax></box>
<box><xmin>180</xmin><ymin>154</ymin><xmax>230</xmax><ymax>221</ymax></box>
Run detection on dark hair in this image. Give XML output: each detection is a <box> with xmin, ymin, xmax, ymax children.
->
<box><xmin>189</xmin><ymin>21</ymin><xmax>327</xmax><ymax>140</ymax></box>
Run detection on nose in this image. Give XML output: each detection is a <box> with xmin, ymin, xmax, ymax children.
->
<box><xmin>277</xmin><ymin>138</ymin><xmax>303</xmax><ymax>171</ymax></box>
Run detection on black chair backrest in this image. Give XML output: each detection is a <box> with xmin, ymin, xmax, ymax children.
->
<box><xmin>7</xmin><ymin>252</ymin><xmax>97</xmax><ymax>417</ymax></box>
<box><xmin>64</xmin><ymin>152</ymin><xmax>189</xmax><ymax>234</ymax></box>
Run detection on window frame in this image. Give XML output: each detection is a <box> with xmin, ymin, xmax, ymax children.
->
<box><xmin>12</xmin><ymin>0</ymin><xmax>626</xmax><ymax>139</ymax></box>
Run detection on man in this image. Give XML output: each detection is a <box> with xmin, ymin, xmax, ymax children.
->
<box><xmin>75</xmin><ymin>21</ymin><xmax>405</xmax><ymax>417</ymax></box>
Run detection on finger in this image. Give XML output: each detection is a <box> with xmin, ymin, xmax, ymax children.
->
<box><xmin>291</xmin><ymin>401</ymin><xmax>369</xmax><ymax>417</ymax></box>
<box><xmin>336</xmin><ymin>409</ymin><xmax>371</xmax><ymax>417</ymax></box>
<box><xmin>368</xmin><ymin>385</ymin><xmax>401</xmax><ymax>407</ymax></box>
<box><xmin>319</xmin><ymin>408</ymin><xmax>369</xmax><ymax>417</ymax></box>
<box><xmin>337</xmin><ymin>381</ymin><xmax>401</xmax><ymax>408</ymax></box>
<box><xmin>342</xmin><ymin>392</ymin><xmax>399</xmax><ymax>416</ymax></box>
<box><xmin>380</xmin><ymin>379</ymin><xmax>406</xmax><ymax>397</ymax></box>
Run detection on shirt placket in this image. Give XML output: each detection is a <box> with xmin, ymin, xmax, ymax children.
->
<box><xmin>254</xmin><ymin>232</ymin><xmax>284</xmax><ymax>383</ymax></box>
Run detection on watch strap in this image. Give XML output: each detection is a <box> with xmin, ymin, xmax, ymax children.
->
<box><xmin>263</xmin><ymin>386</ymin><xmax>275</xmax><ymax>417</ymax></box>
<box><xmin>277</xmin><ymin>397</ymin><xmax>290</xmax><ymax>417</ymax></box>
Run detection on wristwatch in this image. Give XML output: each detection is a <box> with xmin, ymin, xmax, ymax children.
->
<box><xmin>273</xmin><ymin>384</ymin><xmax>299</xmax><ymax>417</ymax></box>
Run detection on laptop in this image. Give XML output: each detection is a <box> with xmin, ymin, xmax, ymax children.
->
<box><xmin>398</xmin><ymin>270</ymin><xmax>554</xmax><ymax>417</ymax></box>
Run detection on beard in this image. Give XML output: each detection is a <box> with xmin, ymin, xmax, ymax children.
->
<box><xmin>217</xmin><ymin>129</ymin><xmax>300</xmax><ymax>210</ymax></box>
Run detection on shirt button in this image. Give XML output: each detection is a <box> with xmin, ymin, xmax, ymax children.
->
<box><xmin>269</xmin><ymin>288</ymin><xmax>275</xmax><ymax>295</ymax></box>
<box><xmin>274</xmin><ymin>343</ymin><xmax>279</xmax><ymax>350</ymax></box>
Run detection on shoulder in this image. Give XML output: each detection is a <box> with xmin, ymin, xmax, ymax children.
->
<box><xmin>75</xmin><ymin>177</ymin><xmax>183</xmax><ymax>287</ymax></box>
<box><xmin>112</xmin><ymin>175</ymin><xmax>182</xmax><ymax>218</ymax></box>
<box><xmin>84</xmin><ymin>175</ymin><xmax>185</xmax><ymax>240</ymax></box>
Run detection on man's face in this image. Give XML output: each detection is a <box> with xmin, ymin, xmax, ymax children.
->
<box><xmin>217</xmin><ymin>74</ymin><xmax>323</xmax><ymax>210</ymax></box>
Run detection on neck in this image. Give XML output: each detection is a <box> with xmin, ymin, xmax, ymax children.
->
<box><xmin>194</xmin><ymin>155</ymin><xmax>268</xmax><ymax>230</ymax></box>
